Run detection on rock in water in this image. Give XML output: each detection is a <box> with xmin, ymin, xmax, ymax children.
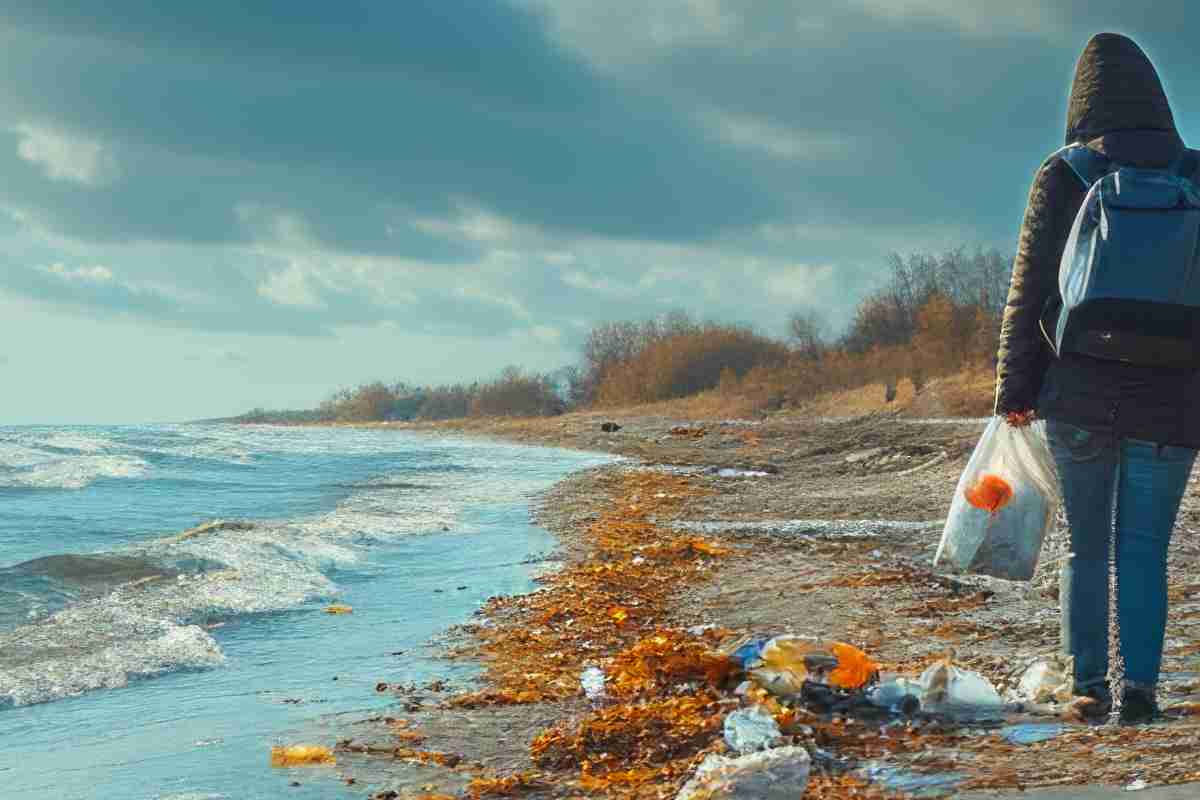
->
<box><xmin>676</xmin><ymin>747</ymin><xmax>810</xmax><ymax>800</ymax></box>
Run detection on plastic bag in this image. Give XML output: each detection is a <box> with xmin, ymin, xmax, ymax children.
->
<box><xmin>935</xmin><ymin>418</ymin><xmax>1058</xmax><ymax>581</ymax></box>
<box><xmin>918</xmin><ymin>661</ymin><xmax>1004</xmax><ymax>716</ymax></box>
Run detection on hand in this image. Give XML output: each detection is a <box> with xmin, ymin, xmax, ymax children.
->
<box><xmin>1004</xmin><ymin>409</ymin><xmax>1036</xmax><ymax>428</ymax></box>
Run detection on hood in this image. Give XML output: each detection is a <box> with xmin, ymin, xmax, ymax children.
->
<box><xmin>1065</xmin><ymin>33</ymin><xmax>1179</xmax><ymax>146</ymax></box>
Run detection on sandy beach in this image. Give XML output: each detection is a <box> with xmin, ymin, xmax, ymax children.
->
<box><xmin>326</xmin><ymin>410</ymin><xmax>1200</xmax><ymax>798</ymax></box>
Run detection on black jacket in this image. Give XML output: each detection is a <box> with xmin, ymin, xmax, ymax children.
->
<box><xmin>994</xmin><ymin>33</ymin><xmax>1200</xmax><ymax>447</ymax></box>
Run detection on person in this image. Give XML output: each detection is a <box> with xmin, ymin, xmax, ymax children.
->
<box><xmin>994</xmin><ymin>32</ymin><xmax>1199</xmax><ymax>724</ymax></box>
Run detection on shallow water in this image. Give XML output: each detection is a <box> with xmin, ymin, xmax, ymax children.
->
<box><xmin>0</xmin><ymin>423</ymin><xmax>609</xmax><ymax>799</ymax></box>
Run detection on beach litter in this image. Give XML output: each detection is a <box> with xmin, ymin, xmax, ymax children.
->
<box><xmin>1009</xmin><ymin>656</ymin><xmax>1073</xmax><ymax>705</ymax></box>
<box><xmin>580</xmin><ymin>666</ymin><xmax>606</xmax><ymax>702</ymax></box>
<box><xmin>675</xmin><ymin>746</ymin><xmax>810</xmax><ymax>800</ymax></box>
<box><xmin>325</xmin><ymin>604</ymin><xmax>353</xmax><ymax>615</ymax></box>
<box><xmin>270</xmin><ymin>744</ymin><xmax>336</xmax><ymax>767</ymax></box>
<box><xmin>722</xmin><ymin>706</ymin><xmax>783</xmax><ymax>754</ymax></box>
<box><xmin>733</xmin><ymin>635</ymin><xmax>879</xmax><ymax>699</ymax></box>
<box><xmin>918</xmin><ymin>660</ymin><xmax>1004</xmax><ymax>716</ymax></box>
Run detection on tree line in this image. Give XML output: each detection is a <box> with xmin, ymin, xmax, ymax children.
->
<box><xmin>236</xmin><ymin>245</ymin><xmax>1010</xmax><ymax>423</ymax></box>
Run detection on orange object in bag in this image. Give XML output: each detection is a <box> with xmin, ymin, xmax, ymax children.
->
<box><xmin>964</xmin><ymin>473</ymin><xmax>1014</xmax><ymax>513</ymax></box>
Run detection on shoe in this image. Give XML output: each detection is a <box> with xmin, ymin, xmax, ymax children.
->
<box><xmin>1065</xmin><ymin>686</ymin><xmax>1112</xmax><ymax>724</ymax></box>
<box><xmin>1119</xmin><ymin>686</ymin><xmax>1159</xmax><ymax>725</ymax></box>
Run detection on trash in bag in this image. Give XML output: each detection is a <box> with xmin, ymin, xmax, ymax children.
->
<box><xmin>723</xmin><ymin>706</ymin><xmax>784</xmax><ymax>754</ymax></box>
<box><xmin>1009</xmin><ymin>657</ymin><xmax>1073</xmax><ymax>705</ymax></box>
<box><xmin>935</xmin><ymin>417</ymin><xmax>1059</xmax><ymax>581</ymax></box>
<box><xmin>964</xmin><ymin>474</ymin><xmax>1014</xmax><ymax>513</ymax></box>
<box><xmin>918</xmin><ymin>661</ymin><xmax>1003</xmax><ymax>716</ymax></box>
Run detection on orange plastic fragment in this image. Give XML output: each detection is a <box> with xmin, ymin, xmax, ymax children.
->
<box><xmin>964</xmin><ymin>473</ymin><xmax>1014</xmax><ymax>513</ymax></box>
<box><xmin>270</xmin><ymin>745</ymin><xmax>336</xmax><ymax>767</ymax></box>
<box><xmin>828</xmin><ymin>642</ymin><xmax>879</xmax><ymax>690</ymax></box>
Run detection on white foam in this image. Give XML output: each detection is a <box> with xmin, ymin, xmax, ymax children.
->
<box><xmin>0</xmin><ymin>454</ymin><xmax>148</xmax><ymax>490</ymax></box>
<box><xmin>41</xmin><ymin>433</ymin><xmax>109</xmax><ymax>453</ymax></box>
<box><xmin>0</xmin><ymin>616</ymin><xmax>223</xmax><ymax>707</ymax></box>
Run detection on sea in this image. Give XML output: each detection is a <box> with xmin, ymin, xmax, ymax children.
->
<box><xmin>0</xmin><ymin>423</ymin><xmax>610</xmax><ymax>799</ymax></box>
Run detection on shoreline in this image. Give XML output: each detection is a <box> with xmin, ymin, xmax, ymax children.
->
<box><xmin>326</xmin><ymin>411</ymin><xmax>1200</xmax><ymax>799</ymax></box>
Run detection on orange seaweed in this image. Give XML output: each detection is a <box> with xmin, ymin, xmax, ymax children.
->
<box><xmin>964</xmin><ymin>473</ymin><xmax>1013</xmax><ymax>513</ymax></box>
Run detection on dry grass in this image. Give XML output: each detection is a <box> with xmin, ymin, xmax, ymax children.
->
<box><xmin>799</xmin><ymin>378</ymin><xmax>920</xmax><ymax>418</ymax></box>
<box><xmin>596</xmin><ymin>390</ymin><xmax>767</xmax><ymax>421</ymax></box>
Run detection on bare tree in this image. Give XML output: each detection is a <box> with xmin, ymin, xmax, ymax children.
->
<box><xmin>787</xmin><ymin>310</ymin><xmax>827</xmax><ymax>361</ymax></box>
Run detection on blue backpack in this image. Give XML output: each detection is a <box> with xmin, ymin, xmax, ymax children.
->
<box><xmin>1042</xmin><ymin>144</ymin><xmax>1200</xmax><ymax>367</ymax></box>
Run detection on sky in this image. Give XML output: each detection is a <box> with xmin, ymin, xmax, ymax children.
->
<box><xmin>2</xmin><ymin>2</ymin><xmax>1200</xmax><ymax>423</ymax></box>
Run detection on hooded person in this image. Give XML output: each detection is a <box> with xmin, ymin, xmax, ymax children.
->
<box><xmin>993</xmin><ymin>33</ymin><xmax>1199</xmax><ymax>724</ymax></box>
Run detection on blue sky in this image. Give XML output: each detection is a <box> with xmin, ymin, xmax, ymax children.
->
<box><xmin>2</xmin><ymin>1</ymin><xmax>1199</xmax><ymax>423</ymax></box>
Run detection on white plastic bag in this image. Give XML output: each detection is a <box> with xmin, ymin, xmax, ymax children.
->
<box><xmin>934</xmin><ymin>417</ymin><xmax>1058</xmax><ymax>581</ymax></box>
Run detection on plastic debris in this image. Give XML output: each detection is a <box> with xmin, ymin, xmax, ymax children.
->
<box><xmin>919</xmin><ymin>661</ymin><xmax>1003</xmax><ymax>715</ymax></box>
<box><xmin>828</xmin><ymin>643</ymin><xmax>878</xmax><ymax>690</ymax></box>
<box><xmin>270</xmin><ymin>745</ymin><xmax>336</xmax><ymax>767</ymax></box>
<box><xmin>675</xmin><ymin>746</ymin><xmax>810</xmax><ymax>800</ymax></box>
<box><xmin>743</xmin><ymin>636</ymin><xmax>876</xmax><ymax>696</ymax></box>
<box><xmin>1125</xmin><ymin>778</ymin><xmax>1148</xmax><ymax>791</ymax></box>
<box><xmin>1011</xmin><ymin>657</ymin><xmax>1073</xmax><ymax>705</ymax></box>
<box><xmin>1000</xmin><ymin>722</ymin><xmax>1066</xmax><ymax>745</ymax></box>
<box><xmin>865</xmin><ymin>677</ymin><xmax>925</xmax><ymax>713</ymax></box>
<box><xmin>325</xmin><ymin>604</ymin><xmax>353</xmax><ymax>615</ymax></box>
<box><xmin>580</xmin><ymin>666</ymin><xmax>606</xmax><ymax>702</ymax></box>
<box><xmin>749</xmin><ymin>636</ymin><xmax>820</xmax><ymax>697</ymax></box>
<box><xmin>728</xmin><ymin>637</ymin><xmax>768</xmax><ymax>670</ymax></box>
<box><xmin>723</xmin><ymin>706</ymin><xmax>783</xmax><ymax>754</ymax></box>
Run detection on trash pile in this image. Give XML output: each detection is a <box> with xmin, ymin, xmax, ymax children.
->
<box><xmin>728</xmin><ymin>635</ymin><xmax>1006</xmax><ymax>721</ymax></box>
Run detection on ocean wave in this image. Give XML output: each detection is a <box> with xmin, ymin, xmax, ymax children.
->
<box><xmin>39</xmin><ymin>432</ymin><xmax>109</xmax><ymax>453</ymax></box>
<box><xmin>0</xmin><ymin>454</ymin><xmax>148</xmax><ymax>490</ymax></box>
<box><xmin>0</xmin><ymin>615</ymin><xmax>224</xmax><ymax>707</ymax></box>
<box><xmin>0</xmin><ymin>528</ymin><xmax>337</xmax><ymax>706</ymax></box>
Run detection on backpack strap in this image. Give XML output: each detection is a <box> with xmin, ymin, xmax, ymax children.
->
<box><xmin>1050</xmin><ymin>144</ymin><xmax>1112</xmax><ymax>188</ymax></box>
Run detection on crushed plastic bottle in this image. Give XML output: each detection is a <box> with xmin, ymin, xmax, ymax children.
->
<box><xmin>580</xmin><ymin>666</ymin><xmax>606</xmax><ymax>702</ymax></box>
<box><xmin>865</xmin><ymin>677</ymin><xmax>924</xmax><ymax>714</ymax></box>
<box><xmin>723</xmin><ymin>706</ymin><xmax>784</xmax><ymax>754</ymax></box>
<box><xmin>919</xmin><ymin>661</ymin><xmax>1003</xmax><ymax>716</ymax></box>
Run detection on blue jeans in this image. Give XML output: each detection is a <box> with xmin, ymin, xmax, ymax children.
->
<box><xmin>1046</xmin><ymin>420</ymin><xmax>1196</xmax><ymax>693</ymax></box>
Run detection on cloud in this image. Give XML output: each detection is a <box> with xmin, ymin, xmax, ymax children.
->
<box><xmin>3</xmin><ymin>0</ymin><xmax>1199</xmax><ymax>371</ymax></box>
<box><xmin>14</xmin><ymin>122</ymin><xmax>118</xmax><ymax>185</ymax></box>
